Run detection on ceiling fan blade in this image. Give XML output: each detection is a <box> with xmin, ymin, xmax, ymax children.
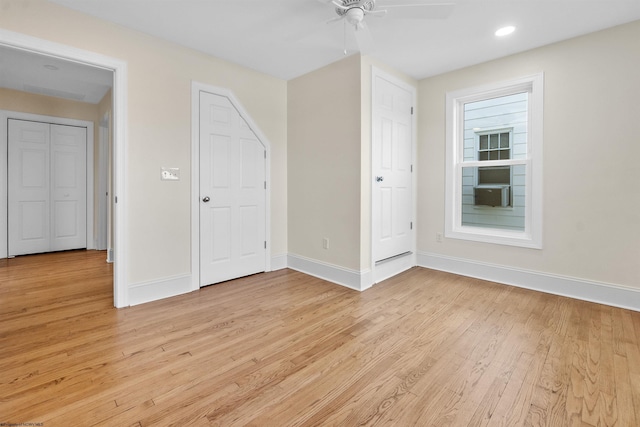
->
<box><xmin>376</xmin><ymin>0</ymin><xmax>453</xmax><ymax>6</ymax></box>
<box><xmin>363</xmin><ymin>8</ymin><xmax>387</xmax><ymax>18</ymax></box>
<box><xmin>331</xmin><ymin>0</ymin><xmax>349</xmax><ymax>11</ymax></box>
<box><xmin>353</xmin><ymin>22</ymin><xmax>375</xmax><ymax>54</ymax></box>
<box><xmin>326</xmin><ymin>15</ymin><xmax>345</xmax><ymax>24</ymax></box>
<box><xmin>377</xmin><ymin>2</ymin><xmax>455</xmax><ymax>20</ymax></box>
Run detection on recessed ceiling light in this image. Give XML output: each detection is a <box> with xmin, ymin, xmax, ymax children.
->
<box><xmin>43</xmin><ymin>64</ymin><xmax>59</xmax><ymax>71</ymax></box>
<box><xmin>495</xmin><ymin>26</ymin><xmax>516</xmax><ymax>37</ymax></box>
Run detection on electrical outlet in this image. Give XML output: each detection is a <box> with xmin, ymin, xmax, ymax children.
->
<box><xmin>323</xmin><ymin>237</ymin><xmax>329</xmax><ymax>250</ymax></box>
<box><xmin>436</xmin><ymin>232</ymin><xmax>443</xmax><ymax>243</ymax></box>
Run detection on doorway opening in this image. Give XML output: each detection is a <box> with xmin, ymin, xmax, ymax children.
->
<box><xmin>0</xmin><ymin>30</ymin><xmax>127</xmax><ymax>307</ymax></box>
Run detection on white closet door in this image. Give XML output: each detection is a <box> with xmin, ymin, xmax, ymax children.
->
<box><xmin>8</xmin><ymin>120</ymin><xmax>51</xmax><ymax>256</ymax></box>
<box><xmin>8</xmin><ymin>119</ymin><xmax>87</xmax><ymax>256</ymax></box>
<box><xmin>50</xmin><ymin>124</ymin><xmax>87</xmax><ymax>252</ymax></box>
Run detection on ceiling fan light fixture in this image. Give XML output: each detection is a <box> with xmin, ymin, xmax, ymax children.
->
<box><xmin>495</xmin><ymin>25</ymin><xmax>516</xmax><ymax>37</ymax></box>
<box><xmin>346</xmin><ymin>7</ymin><xmax>365</xmax><ymax>26</ymax></box>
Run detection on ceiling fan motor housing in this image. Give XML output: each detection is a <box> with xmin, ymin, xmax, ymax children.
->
<box><xmin>335</xmin><ymin>0</ymin><xmax>376</xmax><ymax>17</ymax></box>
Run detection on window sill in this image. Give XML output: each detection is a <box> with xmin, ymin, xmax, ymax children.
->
<box><xmin>472</xmin><ymin>206</ymin><xmax>514</xmax><ymax>211</ymax></box>
<box><xmin>446</xmin><ymin>226</ymin><xmax>542</xmax><ymax>249</ymax></box>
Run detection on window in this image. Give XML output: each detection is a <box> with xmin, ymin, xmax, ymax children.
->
<box><xmin>478</xmin><ymin>131</ymin><xmax>511</xmax><ymax>161</ymax></box>
<box><xmin>445</xmin><ymin>74</ymin><xmax>543</xmax><ymax>248</ymax></box>
<box><xmin>475</xmin><ymin>129</ymin><xmax>512</xmax><ymax>208</ymax></box>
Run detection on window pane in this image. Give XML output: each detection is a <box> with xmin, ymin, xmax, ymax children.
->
<box><xmin>479</xmin><ymin>151</ymin><xmax>488</xmax><ymax>161</ymax></box>
<box><xmin>479</xmin><ymin>135</ymin><xmax>488</xmax><ymax>150</ymax></box>
<box><xmin>489</xmin><ymin>151</ymin><xmax>498</xmax><ymax>160</ymax></box>
<box><xmin>463</xmin><ymin>92</ymin><xmax>528</xmax><ymax>164</ymax></box>
<box><xmin>500</xmin><ymin>133</ymin><xmax>509</xmax><ymax>147</ymax></box>
<box><xmin>478</xmin><ymin>166</ymin><xmax>510</xmax><ymax>184</ymax></box>
<box><xmin>461</xmin><ymin>166</ymin><xmax>525</xmax><ymax>232</ymax></box>
<box><xmin>490</xmin><ymin>134</ymin><xmax>498</xmax><ymax>149</ymax></box>
<box><xmin>499</xmin><ymin>149</ymin><xmax>510</xmax><ymax>159</ymax></box>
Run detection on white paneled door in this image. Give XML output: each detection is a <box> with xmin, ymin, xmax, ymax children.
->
<box><xmin>8</xmin><ymin>119</ymin><xmax>87</xmax><ymax>256</ymax></box>
<box><xmin>372</xmin><ymin>73</ymin><xmax>414</xmax><ymax>263</ymax></box>
<box><xmin>199</xmin><ymin>92</ymin><xmax>266</xmax><ymax>286</ymax></box>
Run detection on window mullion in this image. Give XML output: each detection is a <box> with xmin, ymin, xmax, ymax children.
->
<box><xmin>461</xmin><ymin>159</ymin><xmax>526</xmax><ymax>168</ymax></box>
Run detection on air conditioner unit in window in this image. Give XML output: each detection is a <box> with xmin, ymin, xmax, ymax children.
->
<box><xmin>474</xmin><ymin>185</ymin><xmax>510</xmax><ymax>207</ymax></box>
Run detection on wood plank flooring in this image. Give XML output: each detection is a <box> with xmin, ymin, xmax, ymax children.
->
<box><xmin>1</xmin><ymin>250</ymin><xmax>640</xmax><ymax>426</ymax></box>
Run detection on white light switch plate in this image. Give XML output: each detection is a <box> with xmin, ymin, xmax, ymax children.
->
<box><xmin>161</xmin><ymin>167</ymin><xmax>180</xmax><ymax>181</ymax></box>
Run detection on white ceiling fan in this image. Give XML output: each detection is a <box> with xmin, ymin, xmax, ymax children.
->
<box><xmin>318</xmin><ymin>0</ymin><xmax>455</xmax><ymax>53</ymax></box>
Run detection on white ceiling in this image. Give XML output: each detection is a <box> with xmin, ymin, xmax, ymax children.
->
<box><xmin>3</xmin><ymin>0</ymin><xmax>640</xmax><ymax>103</ymax></box>
<box><xmin>0</xmin><ymin>44</ymin><xmax>112</xmax><ymax>104</ymax></box>
<box><xmin>49</xmin><ymin>0</ymin><xmax>640</xmax><ymax>81</ymax></box>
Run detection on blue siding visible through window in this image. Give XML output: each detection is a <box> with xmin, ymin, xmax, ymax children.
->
<box><xmin>461</xmin><ymin>92</ymin><xmax>528</xmax><ymax>231</ymax></box>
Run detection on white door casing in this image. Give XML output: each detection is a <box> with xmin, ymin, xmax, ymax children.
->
<box><xmin>97</xmin><ymin>114</ymin><xmax>110</xmax><ymax>252</ymax></box>
<box><xmin>372</xmin><ymin>69</ymin><xmax>415</xmax><ymax>264</ymax></box>
<box><xmin>199</xmin><ymin>91</ymin><xmax>266</xmax><ymax>286</ymax></box>
<box><xmin>8</xmin><ymin>119</ymin><xmax>87</xmax><ymax>256</ymax></box>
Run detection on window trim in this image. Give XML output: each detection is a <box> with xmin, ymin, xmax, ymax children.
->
<box><xmin>445</xmin><ymin>73</ymin><xmax>543</xmax><ymax>248</ymax></box>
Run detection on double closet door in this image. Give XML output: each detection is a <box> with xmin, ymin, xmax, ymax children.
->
<box><xmin>8</xmin><ymin>119</ymin><xmax>87</xmax><ymax>257</ymax></box>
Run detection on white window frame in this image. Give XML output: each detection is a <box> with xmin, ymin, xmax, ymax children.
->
<box><xmin>445</xmin><ymin>73</ymin><xmax>543</xmax><ymax>248</ymax></box>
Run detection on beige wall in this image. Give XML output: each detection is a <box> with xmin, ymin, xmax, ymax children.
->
<box><xmin>0</xmin><ymin>87</ymin><xmax>100</xmax><ymax>122</ymax></box>
<box><xmin>288</xmin><ymin>54</ymin><xmax>362</xmax><ymax>270</ymax></box>
<box><xmin>0</xmin><ymin>0</ymin><xmax>287</xmax><ymax>287</ymax></box>
<box><xmin>418</xmin><ymin>20</ymin><xmax>640</xmax><ymax>288</ymax></box>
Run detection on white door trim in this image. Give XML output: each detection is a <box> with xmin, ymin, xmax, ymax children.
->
<box><xmin>3</xmin><ymin>113</ymin><xmax>94</xmax><ymax>255</ymax></box>
<box><xmin>370</xmin><ymin>67</ymin><xmax>417</xmax><ymax>284</ymax></box>
<box><xmin>0</xmin><ymin>29</ymin><xmax>129</xmax><ymax>307</ymax></box>
<box><xmin>97</xmin><ymin>113</ymin><xmax>110</xmax><ymax>251</ymax></box>
<box><xmin>191</xmin><ymin>82</ymin><xmax>272</xmax><ymax>291</ymax></box>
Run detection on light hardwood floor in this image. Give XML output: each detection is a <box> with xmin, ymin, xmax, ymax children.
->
<box><xmin>1</xmin><ymin>250</ymin><xmax>639</xmax><ymax>426</ymax></box>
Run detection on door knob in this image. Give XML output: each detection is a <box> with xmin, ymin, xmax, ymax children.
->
<box><xmin>376</xmin><ymin>176</ymin><xmax>384</xmax><ymax>182</ymax></box>
<box><xmin>202</xmin><ymin>196</ymin><xmax>210</xmax><ymax>202</ymax></box>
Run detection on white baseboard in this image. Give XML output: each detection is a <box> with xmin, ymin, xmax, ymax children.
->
<box><xmin>418</xmin><ymin>251</ymin><xmax>640</xmax><ymax>312</ymax></box>
<box><xmin>374</xmin><ymin>252</ymin><xmax>415</xmax><ymax>284</ymax></box>
<box><xmin>128</xmin><ymin>273</ymin><xmax>192</xmax><ymax>306</ymax></box>
<box><xmin>125</xmin><ymin>252</ymin><xmax>640</xmax><ymax>312</ymax></box>
<box><xmin>287</xmin><ymin>254</ymin><xmax>372</xmax><ymax>291</ymax></box>
<box><xmin>271</xmin><ymin>253</ymin><xmax>288</xmax><ymax>271</ymax></box>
